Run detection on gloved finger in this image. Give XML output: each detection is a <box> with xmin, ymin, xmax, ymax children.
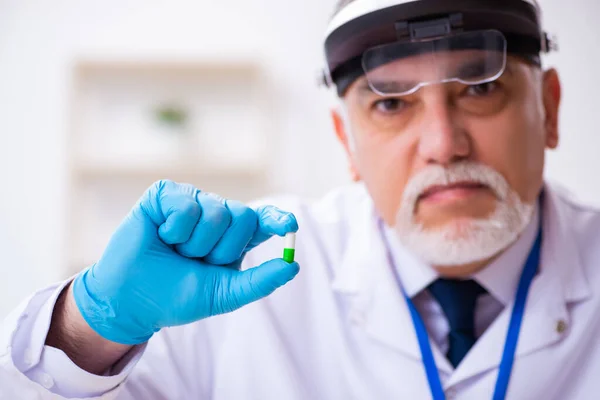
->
<box><xmin>245</xmin><ymin>205</ymin><xmax>299</xmax><ymax>252</ymax></box>
<box><xmin>175</xmin><ymin>192</ymin><xmax>231</xmax><ymax>258</ymax></box>
<box><xmin>140</xmin><ymin>181</ymin><xmax>202</xmax><ymax>245</ymax></box>
<box><xmin>212</xmin><ymin>259</ymin><xmax>300</xmax><ymax>314</ymax></box>
<box><xmin>203</xmin><ymin>200</ymin><xmax>258</xmax><ymax>265</ymax></box>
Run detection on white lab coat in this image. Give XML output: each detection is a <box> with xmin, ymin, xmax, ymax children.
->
<box><xmin>1</xmin><ymin>182</ymin><xmax>600</xmax><ymax>399</ymax></box>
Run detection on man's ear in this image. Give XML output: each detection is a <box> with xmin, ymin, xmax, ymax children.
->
<box><xmin>331</xmin><ymin>108</ymin><xmax>361</xmax><ymax>182</ymax></box>
<box><xmin>542</xmin><ymin>68</ymin><xmax>561</xmax><ymax>149</ymax></box>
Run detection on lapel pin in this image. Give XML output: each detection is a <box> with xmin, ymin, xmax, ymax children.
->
<box><xmin>556</xmin><ymin>320</ymin><xmax>567</xmax><ymax>334</ymax></box>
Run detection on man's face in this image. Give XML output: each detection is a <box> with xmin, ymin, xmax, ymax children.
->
<box><xmin>333</xmin><ymin>54</ymin><xmax>561</xmax><ymax>266</ymax></box>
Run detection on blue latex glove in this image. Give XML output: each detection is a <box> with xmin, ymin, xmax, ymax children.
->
<box><xmin>72</xmin><ymin>180</ymin><xmax>299</xmax><ymax>345</ymax></box>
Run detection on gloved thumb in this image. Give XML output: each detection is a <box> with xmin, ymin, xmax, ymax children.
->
<box><xmin>219</xmin><ymin>259</ymin><xmax>300</xmax><ymax>313</ymax></box>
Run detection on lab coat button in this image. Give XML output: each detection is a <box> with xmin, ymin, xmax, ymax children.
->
<box><xmin>556</xmin><ymin>320</ymin><xmax>567</xmax><ymax>334</ymax></box>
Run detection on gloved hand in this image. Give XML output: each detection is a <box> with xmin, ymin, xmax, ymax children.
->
<box><xmin>72</xmin><ymin>180</ymin><xmax>299</xmax><ymax>345</ymax></box>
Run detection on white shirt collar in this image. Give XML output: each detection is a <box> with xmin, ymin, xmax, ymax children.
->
<box><xmin>383</xmin><ymin>202</ymin><xmax>540</xmax><ymax>305</ymax></box>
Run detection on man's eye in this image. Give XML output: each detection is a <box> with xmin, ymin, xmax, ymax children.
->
<box><xmin>466</xmin><ymin>81</ymin><xmax>499</xmax><ymax>96</ymax></box>
<box><xmin>373</xmin><ymin>98</ymin><xmax>407</xmax><ymax>113</ymax></box>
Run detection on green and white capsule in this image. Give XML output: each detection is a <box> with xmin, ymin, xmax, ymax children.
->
<box><xmin>283</xmin><ymin>232</ymin><xmax>296</xmax><ymax>263</ymax></box>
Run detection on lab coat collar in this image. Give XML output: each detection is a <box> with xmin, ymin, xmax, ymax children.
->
<box><xmin>330</xmin><ymin>186</ymin><xmax>377</xmax><ymax>296</ymax></box>
<box><xmin>331</xmin><ymin>182</ymin><xmax>591</xmax><ymax>382</ymax></box>
<box><xmin>447</xmin><ymin>183</ymin><xmax>592</xmax><ymax>386</ymax></box>
<box><xmin>332</xmin><ymin>187</ymin><xmax>452</xmax><ymax>372</ymax></box>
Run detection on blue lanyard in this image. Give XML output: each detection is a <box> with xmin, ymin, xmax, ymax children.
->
<box><xmin>381</xmin><ymin>216</ymin><xmax>542</xmax><ymax>400</ymax></box>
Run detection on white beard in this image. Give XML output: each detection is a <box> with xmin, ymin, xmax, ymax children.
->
<box><xmin>394</xmin><ymin>162</ymin><xmax>535</xmax><ymax>268</ymax></box>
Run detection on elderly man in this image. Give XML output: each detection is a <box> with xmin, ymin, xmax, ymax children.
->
<box><xmin>2</xmin><ymin>0</ymin><xmax>598</xmax><ymax>399</ymax></box>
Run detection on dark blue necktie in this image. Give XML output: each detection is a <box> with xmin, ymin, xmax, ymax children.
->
<box><xmin>427</xmin><ymin>279</ymin><xmax>487</xmax><ymax>368</ymax></box>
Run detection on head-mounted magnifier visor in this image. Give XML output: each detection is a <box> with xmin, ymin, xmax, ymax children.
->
<box><xmin>362</xmin><ymin>29</ymin><xmax>507</xmax><ymax>96</ymax></box>
<box><xmin>321</xmin><ymin>0</ymin><xmax>558</xmax><ymax>97</ymax></box>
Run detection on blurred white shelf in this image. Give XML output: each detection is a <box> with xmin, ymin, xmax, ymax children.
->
<box><xmin>64</xmin><ymin>57</ymin><xmax>275</xmax><ymax>276</ymax></box>
<box><xmin>72</xmin><ymin>158</ymin><xmax>268</xmax><ymax>179</ymax></box>
<box><xmin>69</xmin><ymin>58</ymin><xmax>270</xmax><ymax>167</ymax></box>
<box><xmin>74</xmin><ymin>56</ymin><xmax>264</xmax><ymax>75</ymax></box>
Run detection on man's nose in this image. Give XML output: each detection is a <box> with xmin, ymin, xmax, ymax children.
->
<box><xmin>417</xmin><ymin>91</ymin><xmax>471</xmax><ymax>166</ymax></box>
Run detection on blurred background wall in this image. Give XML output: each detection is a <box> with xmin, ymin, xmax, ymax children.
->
<box><xmin>0</xmin><ymin>0</ymin><xmax>598</xmax><ymax>319</ymax></box>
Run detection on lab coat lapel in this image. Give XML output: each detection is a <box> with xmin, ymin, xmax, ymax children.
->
<box><xmin>447</xmin><ymin>184</ymin><xmax>592</xmax><ymax>387</ymax></box>
<box><xmin>363</xmin><ymin>246</ymin><xmax>454</xmax><ymax>375</ymax></box>
<box><xmin>332</xmin><ymin>196</ymin><xmax>453</xmax><ymax>374</ymax></box>
<box><xmin>362</xmin><ymin>231</ymin><xmax>423</xmax><ymax>362</ymax></box>
<box><xmin>447</xmin><ymin>271</ymin><xmax>567</xmax><ymax>387</ymax></box>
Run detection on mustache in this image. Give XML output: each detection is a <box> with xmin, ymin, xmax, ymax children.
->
<box><xmin>401</xmin><ymin>162</ymin><xmax>510</xmax><ymax>208</ymax></box>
